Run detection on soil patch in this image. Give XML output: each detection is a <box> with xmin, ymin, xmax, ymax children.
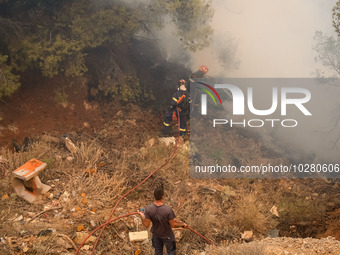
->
<box><xmin>0</xmin><ymin>73</ymin><xmax>104</xmax><ymax>149</ymax></box>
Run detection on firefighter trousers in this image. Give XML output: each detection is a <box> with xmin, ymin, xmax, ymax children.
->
<box><xmin>162</xmin><ymin>109</ymin><xmax>187</xmax><ymax>136</ymax></box>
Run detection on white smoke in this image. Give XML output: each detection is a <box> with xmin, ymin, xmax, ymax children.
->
<box><xmin>117</xmin><ymin>0</ymin><xmax>340</xmax><ymax>163</ymax></box>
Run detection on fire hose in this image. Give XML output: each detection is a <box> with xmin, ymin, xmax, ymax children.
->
<box><xmin>75</xmin><ymin>108</ymin><xmax>214</xmax><ymax>254</ymax></box>
<box><xmin>75</xmin><ymin>212</ymin><xmax>214</xmax><ymax>254</ymax></box>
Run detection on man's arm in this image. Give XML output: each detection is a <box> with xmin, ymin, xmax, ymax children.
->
<box><xmin>171</xmin><ymin>92</ymin><xmax>179</xmax><ymax>108</ymax></box>
<box><xmin>169</xmin><ymin>218</ymin><xmax>188</xmax><ymax>228</ymax></box>
<box><xmin>138</xmin><ymin>211</ymin><xmax>151</xmax><ymax>228</ymax></box>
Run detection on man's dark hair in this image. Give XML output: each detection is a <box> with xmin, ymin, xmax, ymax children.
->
<box><xmin>154</xmin><ymin>186</ymin><xmax>164</xmax><ymax>200</ymax></box>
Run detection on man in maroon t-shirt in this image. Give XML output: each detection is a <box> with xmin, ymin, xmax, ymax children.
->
<box><xmin>138</xmin><ymin>186</ymin><xmax>187</xmax><ymax>255</ymax></box>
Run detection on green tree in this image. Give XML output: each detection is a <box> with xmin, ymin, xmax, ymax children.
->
<box><xmin>0</xmin><ymin>54</ymin><xmax>20</xmax><ymax>98</ymax></box>
<box><xmin>0</xmin><ymin>0</ymin><xmax>214</xmax><ymax>100</ymax></box>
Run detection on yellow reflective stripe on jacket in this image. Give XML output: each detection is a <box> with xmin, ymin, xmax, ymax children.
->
<box><xmin>172</xmin><ymin>97</ymin><xmax>178</xmax><ymax>102</ymax></box>
<box><xmin>163</xmin><ymin>122</ymin><xmax>170</xmax><ymax>126</ymax></box>
<box><xmin>180</xmin><ymin>128</ymin><xmax>186</xmax><ymax>131</ymax></box>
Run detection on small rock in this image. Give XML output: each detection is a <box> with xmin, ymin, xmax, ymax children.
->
<box><xmin>37</xmin><ymin>229</ymin><xmax>52</xmax><ymax>237</ymax></box>
<box><xmin>66</xmin><ymin>156</ymin><xmax>74</xmax><ymax>162</ymax></box>
<box><xmin>82</xmin><ymin>245</ymin><xmax>90</xmax><ymax>251</ymax></box>
<box><xmin>270</xmin><ymin>205</ymin><xmax>279</xmax><ymax>217</ymax></box>
<box><xmin>63</xmin><ymin>197</ymin><xmax>70</xmax><ymax>203</ymax></box>
<box><xmin>65</xmin><ymin>137</ymin><xmax>78</xmax><ymax>153</ymax></box>
<box><xmin>90</xmin><ymin>220</ymin><xmax>96</xmax><ymax>227</ymax></box>
<box><xmin>145</xmin><ymin>138</ymin><xmax>156</xmax><ymax>148</ymax></box>
<box><xmin>241</xmin><ymin>230</ymin><xmax>253</xmax><ymax>242</ymax></box>
<box><xmin>56</xmin><ymin>237</ymin><xmax>73</xmax><ymax>249</ymax></box>
<box><xmin>14</xmin><ymin>215</ymin><xmax>23</xmax><ymax>222</ymax></box>
<box><xmin>174</xmin><ymin>230</ymin><xmax>183</xmax><ymax>240</ymax></box>
<box><xmin>159</xmin><ymin>137</ymin><xmax>176</xmax><ymax>146</ymax></box>
<box><xmin>26</xmin><ymin>212</ymin><xmax>35</xmax><ymax>217</ymax></box>
<box><xmin>0</xmin><ymin>237</ymin><xmax>6</xmax><ymax>244</ymax></box>
<box><xmin>266</xmin><ymin>229</ymin><xmax>280</xmax><ymax>238</ymax></box>
<box><xmin>116</xmin><ymin>110</ymin><xmax>123</xmax><ymax>117</ymax></box>
<box><xmin>73</xmin><ymin>232</ymin><xmax>96</xmax><ymax>245</ymax></box>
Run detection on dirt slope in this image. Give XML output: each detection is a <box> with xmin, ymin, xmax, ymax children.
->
<box><xmin>0</xmin><ymin>74</ymin><xmax>340</xmax><ymax>254</ymax></box>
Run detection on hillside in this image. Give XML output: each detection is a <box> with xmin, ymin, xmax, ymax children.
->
<box><xmin>0</xmin><ymin>82</ymin><xmax>340</xmax><ymax>254</ymax></box>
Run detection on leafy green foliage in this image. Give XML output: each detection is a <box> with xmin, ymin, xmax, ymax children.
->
<box><xmin>98</xmin><ymin>73</ymin><xmax>142</xmax><ymax>102</ymax></box>
<box><xmin>0</xmin><ymin>0</ymin><xmax>214</xmax><ymax>100</ymax></box>
<box><xmin>0</xmin><ymin>54</ymin><xmax>20</xmax><ymax>98</ymax></box>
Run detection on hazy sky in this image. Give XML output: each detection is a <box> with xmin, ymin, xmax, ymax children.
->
<box><xmin>188</xmin><ymin>1</ymin><xmax>340</xmax><ymax>162</ymax></box>
<box><xmin>191</xmin><ymin>0</ymin><xmax>338</xmax><ymax>77</ymax></box>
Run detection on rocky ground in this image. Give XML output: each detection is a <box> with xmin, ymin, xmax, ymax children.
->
<box><xmin>215</xmin><ymin>236</ymin><xmax>340</xmax><ymax>255</ymax></box>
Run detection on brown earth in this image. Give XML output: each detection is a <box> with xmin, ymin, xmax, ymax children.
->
<box><xmin>0</xmin><ymin>73</ymin><xmax>106</xmax><ymax>149</ymax></box>
<box><xmin>204</xmin><ymin>236</ymin><xmax>340</xmax><ymax>254</ymax></box>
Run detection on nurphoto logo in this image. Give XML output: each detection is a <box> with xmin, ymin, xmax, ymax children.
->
<box><xmin>198</xmin><ymin>82</ymin><xmax>312</xmax><ymax>128</ymax></box>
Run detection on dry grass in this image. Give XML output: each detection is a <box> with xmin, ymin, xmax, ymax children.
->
<box><xmin>73</xmin><ymin>141</ymin><xmax>104</xmax><ymax>171</ymax></box>
<box><xmin>1</xmin><ymin>117</ymin><xmax>338</xmax><ymax>255</ymax></box>
<box><xmin>230</xmin><ymin>193</ymin><xmax>277</xmax><ymax>234</ymax></box>
<box><xmin>200</xmin><ymin>241</ymin><xmax>265</xmax><ymax>255</ymax></box>
<box><xmin>62</xmin><ymin>169</ymin><xmax>127</xmax><ymax>211</ymax></box>
<box><xmin>0</xmin><ymin>134</ymin><xmax>128</xmax><ymax>250</ymax></box>
<box><xmin>279</xmin><ymin>196</ymin><xmax>327</xmax><ymax>225</ymax></box>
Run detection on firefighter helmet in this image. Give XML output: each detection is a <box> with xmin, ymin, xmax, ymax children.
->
<box><xmin>178</xmin><ymin>79</ymin><xmax>186</xmax><ymax>87</ymax></box>
<box><xmin>199</xmin><ymin>65</ymin><xmax>209</xmax><ymax>74</ymax></box>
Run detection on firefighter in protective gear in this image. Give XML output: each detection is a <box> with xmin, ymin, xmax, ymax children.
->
<box><xmin>162</xmin><ymin>79</ymin><xmax>191</xmax><ymax>136</ymax></box>
<box><xmin>190</xmin><ymin>65</ymin><xmax>209</xmax><ymax>114</ymax></box>
<box><xmin>190</xmin><ymin>65</ymin><xmax>209</xmax><ymax>79</ymax></box>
